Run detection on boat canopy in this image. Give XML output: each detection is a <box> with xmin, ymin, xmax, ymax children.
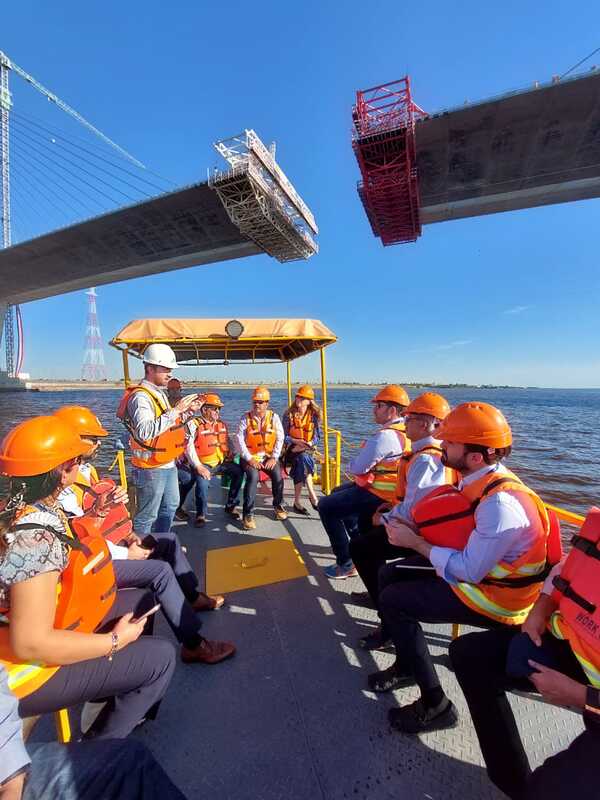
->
<box><xmin>110</xmin><ymin>317</ymin><xmax>338</xmax><ymax>493</ymax></box>
<box><xmin>110</xmin><ymin>318</ymin><xmax>337</xmax><ymax>365</ymax></box>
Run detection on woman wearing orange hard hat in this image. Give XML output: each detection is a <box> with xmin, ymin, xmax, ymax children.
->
<box><xmin>236</xmin><ymin>386</ymin><xmax>286</xmax><ymax>530</ymax></box>
<box><xmin>282</xmin><ymin>385</ymin><xmax>321</xmax><ymax>514</ymax></box>
<box><xmin>367</xmin><ymin>401</ymin><xmax>554</xmax><ymax>739</ymax></box>
<box><xmin>319</xmin><ymin>385</ymin><xmax>410</xmax><ymax>580</ymax></box>
<box><xmin>177</xmin><ymin>393</ymin><xmax>244</xmax><ymax>527</ymax></box>
<box><xmin>0</xmin><ymin>415</ymin><xmax>176</xmax><ymax>737</ymax></box>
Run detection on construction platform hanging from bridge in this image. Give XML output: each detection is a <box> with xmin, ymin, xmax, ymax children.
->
<box><xmin>352</xmin><ymin>68</ymin><xmax>600</xmax><ymax>246</ymax></box>
<box><xmin>209</xmin><ymin>129</ymin><xmax>318</xmax><ymax>262</ymax></box>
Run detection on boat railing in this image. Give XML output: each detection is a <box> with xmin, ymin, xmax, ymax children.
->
<box><xmin>319</xmin><ymin>427</ymin><xmax>586</xmax><ymax>529</ymax></box>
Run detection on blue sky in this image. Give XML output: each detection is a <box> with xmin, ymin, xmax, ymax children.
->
<box><xmin>4</xmin><ymin>0</ymin><xmax>600</xmax><ymax>387</ymax></box>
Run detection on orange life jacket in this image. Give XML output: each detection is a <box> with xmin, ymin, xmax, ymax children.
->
<box><xmin>394</xmin><ymin>443</ymin><xmax>456</xmax><ymax>503</ymax></box>
<box><xmin>0</xmin><ymin>506</ymin><xmax>116</xmax><ymax>699</ymax></box>
<box><xmin>245</xmin><ymin>410</ymin><xmax>277</xmax><ymax>456</ymax></box>
<box><xmin>117</xmin><ymin>384</ymin><xmax>186</xmax><ymax>469</ymax></box>
<box><xmin>549</xmin><ymin>507</ymin><xmax>600</xmax><ymax>687</ymax></box>
<box><xmin>410</xmin><ymin>468</ymin><xmax>558</xmax><ymax>625</ymax></box>
<box><xmin>354</xmin><ymin>421</ymin><xmax>410</xmax><ymax>501</ymax></box>
<box><xmin>434</xmin><ymin>468</ymin><xmax>555</xmax><ymax>625</ymax></box>
<box><xmin>194</xmin><ymin>419</ymin><xmax>229</xmax><ymax>467</ymax></box>
<box><xmin>288</xmin><ymin>410</ymin><xmax>316</xmax><ymax>444</ymax></box>
<box><xmin>77</xmin><ymin>477</ymin><xmax>133</xmax><ymax>545</ymax></box>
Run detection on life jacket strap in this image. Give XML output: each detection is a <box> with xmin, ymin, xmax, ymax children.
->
<box><xmin>12</xmin><ymin>522</ymin><xmax>85</xmax><ymax>552</ymax></box>
<box><xmin>553</xmin><ymin>575</ymin><xmax>596</xmax><ymax>614</ymax></box>
<box><xmin>571</xmin><ymin>534</ymin><xmax>600</xmax><ymax>562</ymax></box>
<box><xmin>417</xmin><ymin>504</ymin><xmax>478</xmax><ymax>529</ymax></box>
<box><xmin>482</xmin><ymin>562</ymin><xmax>551</xmax><ymax>588</ymax></box>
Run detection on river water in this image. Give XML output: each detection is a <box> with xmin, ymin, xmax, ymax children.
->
<box><xmin>0</xmin><ymin>386</ymin><xmax>598</xmax><ymax>516</ymax></box>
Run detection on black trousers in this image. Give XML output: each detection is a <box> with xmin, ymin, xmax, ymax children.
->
<box><xmin>378</xmin><ymin>559</ymin><xmax>503</xmax><ymax>694</ymax></box>
<box><xmin>349</xmin><ymin>525</ymin><xmax>412</xmax><ymax>620</ymax></box>
<box><xmin>450</xmin><ymin>628</ymin><xmax>597</xmax><ymax>799</ymax></box>
<box><xmin>240</xmin><ymin>459</ymin><xmax>284</xmax><ymax>514</ymax></box>
<box><xmin>19</xmin><ymin>588</ymin><xmax>176</xmax><ymax>739</ymax></box>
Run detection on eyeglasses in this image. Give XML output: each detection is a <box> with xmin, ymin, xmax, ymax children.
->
<box><xmin>253</xmin><ymin>400</ymin><xmax>267</xmax><ymax>405</ymax></box>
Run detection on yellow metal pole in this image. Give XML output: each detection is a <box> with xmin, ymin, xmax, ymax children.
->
<box><xmin>55</xmin><ymin>709</ymin><xmax>71</xmax><ymax>743</ymax></box>
<box><xmin>122</xmin><ymin>349</ymin><xmax>131</xmax><ymax>387</ymax></box>
<box><xmin>116</xmin><ymin>449</ymin><xmax>128</xmax><ymax>492</ymax></box>
<box><xmin>286</xmin><ymin>361</ymin><xmax>292</xmax><ymax>407</ymax></box>
<box><xmin>320</xmin><ymin>348</ymin><xmax>330</xmax><ymax>494</ymax></box>
<box><xmin>335</xmin><ymin>429</ymin><xmax>341</xmax><ymax>489</ymax></box>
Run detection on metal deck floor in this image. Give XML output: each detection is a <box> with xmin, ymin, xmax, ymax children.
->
<box><xmin>130</xmin><ymin>479</ymin><xmax>583</xmax><ymax>800</ymax></box>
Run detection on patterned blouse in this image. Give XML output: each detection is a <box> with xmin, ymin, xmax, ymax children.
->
<box><xmin>0</xmin><ymin>504</ymin><xmax>69</xmax><ymax>614</ymax></box>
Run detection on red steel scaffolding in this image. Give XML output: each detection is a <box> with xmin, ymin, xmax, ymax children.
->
<box><xmin>352</xmin><ymin>77</ymin><xmax>427</xmax><ymax>245</ymax></box>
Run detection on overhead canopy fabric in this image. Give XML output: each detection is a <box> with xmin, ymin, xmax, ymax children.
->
<box><xmin>110</xmin><ymin>318</ymin><xmax>337</xmax><ymax>364</ymax></box>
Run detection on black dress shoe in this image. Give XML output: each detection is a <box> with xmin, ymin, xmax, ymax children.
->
<box><xmin>388</xmin><ymin>697</ymin><xmax>458</xmax><ymax>733</ymax></box>
<box><xmin>293</xmin><ymin>503</ymin><xmax>310</xmax><ymax>516</ymax></box>
<box><xmin>367</xmin><ymin>664</ymin><xmax>414</xmax><ymax>693</ymax></box>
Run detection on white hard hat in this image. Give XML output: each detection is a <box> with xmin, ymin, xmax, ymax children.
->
<box><xmin>143</xmin><ymin>343</ymin><xmax>177</xmax><ymax>369</ymax></box>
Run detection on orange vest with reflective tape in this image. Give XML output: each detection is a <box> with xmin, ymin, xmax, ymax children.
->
<box><xmin>447</xmin><ymin>469</ymin><xmax>551</xmax><ymax>625</ymax></box>
<box><xmin>549</xmin><ymin>507</ymin><xmax>600</xmax><ymax>687</ymax></box>
<box><xmin>245</xmin><ymin>410</ymin><xmax>277</xmax><ymax>456</ymax></box>
<box><xmin>394</xmin><ymin>444</ymin><xmax>456</xmax><ymax>503</ymax></box>
<box><xmin>194</xmin><ymin>419</ymin><xmax>229</xmax><ymax>467</ymax></box>
<box><xmin>75</xmin><ymin>472</ymin><xmax>133</xmax><ymax>545</ymax></box>
<box><xmin>354</xmin><ymin>421</ymin><xmax>409</xmax><ymax>501</ymax></box>
<box><xmin>119</xmin><ymin>385</ymin><xmax>186</xmax><ymax>469</ymax></box>
<box><xmin>0</xmin><ymin>506</ymin><xmax>116</xmax><ymax>698</ymax></box>
<box><xmin>288</xmin><ymin>410</ymin><xmax>316</xmax><ymax>444</ymax></box>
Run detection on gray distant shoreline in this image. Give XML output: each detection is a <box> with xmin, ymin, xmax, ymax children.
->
<box><xmin>28</xmin><ymin>380</ymin><xmax>534</xmax><ymax>391</ymax></box>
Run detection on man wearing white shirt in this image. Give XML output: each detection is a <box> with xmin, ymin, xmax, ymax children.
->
<box><xmin>317</xmin><ymin>386</ymin><xmax>409</xmax><ymax>579</ymax></box>
<box><xmin>350</xmin><ymin>393</ymin><xmax>452</xmax><ymax>648</ymax></box>
<box><xmin>367</xmin><ymin>402</ymin><xmax>550</xmax><ymax>736</ymax></box>
<box><xmin>236</xmin><ymin>386</ymin><xmax>285</xmax><ymax>530</ymax></box>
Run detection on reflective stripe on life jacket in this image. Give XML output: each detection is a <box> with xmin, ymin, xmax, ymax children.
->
<box><xmin>394</xmin><ymin>444</ymin><xmax>456</xmax><ymax>504</ymax></box>
<box><xmin>288</xmin><ymin>410</ymin><xmax>316</xmax><ymax>444</ymax></box>
<box><xmin>118</xmin><ymin>385</ymin><xmax>186</xmax><ymax>469</ymax></box>
<box><xmin>354</xmin><ymin>421</ymin><xmax>410</xmax><ymax>501</ymax></box>
<box><xmin>0</xmin><ymin>506</ymin><xmax>116</xmax><ymax>698</ymax></box>
<box><xmin>446</xmin><ymin>469</ymin><xmax>552</xmax><ymax>625</ymax></box>
<box><xmin>549</xmin><ymin>507</ymin><xmax>600</xmax><ymax>687</ymax></box>
<box><xmin>194</xmin><ymin>419</ymin><xmax>229</xmax><ymax>467</ymax></box>
<box><xmin>245</xmin><ymin>410</ymin><xmax>277</xmax><ymax>456</ymax></box>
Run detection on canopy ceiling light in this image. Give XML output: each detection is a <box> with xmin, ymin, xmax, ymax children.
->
<box><xmin>225</xmin><ymin>319</ymin><xmax>244</xmax><ymax>339</ymax></box>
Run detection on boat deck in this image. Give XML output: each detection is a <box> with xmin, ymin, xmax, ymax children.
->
<box><xmin>34</xmin><ymin>478</ymin><xmax>585</xmax><ymax>798</ymax></box>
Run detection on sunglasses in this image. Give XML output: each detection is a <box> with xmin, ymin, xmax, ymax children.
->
<box><xmin>253</xmin><ymin>400</ymin><xmax>268</xmax><ymax>405</ymax></box>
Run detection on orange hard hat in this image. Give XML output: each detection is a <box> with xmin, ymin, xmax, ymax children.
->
<box><xmin>252</xmin><ymin>386</ymin><xmax>271</xmax><ymax>402</ymax></box>
<box><xmin>0</xmin><ymin>416</ymin><xmax>90</xmax><ymax>477</ymax></box>
<box><xmin>405</xmin><ymin>392</ymin><xmax>451</xmax><ymax>421</ymax></box>
<box><xmin>371</xmin><ymin>385</ymin><xmax>410</xmax><ymax>407</ymax></box>
<box><xmin>436</xmin><ymin>402</ymin><xmax>512</xmax><ymax>448</ymax></box>
<box><xmin>53</xmin><ymin>405</ymin><xmax>108</xmax><ymax>437</ymax></box>
<box><xmin>167</xmin><ymin>378</ymin><xmax>182</xmax><ymax>390</ymax></box>
<box><xmin>295</xmin><ymin>384</ymin><xmax>315</xmax><ymax>401</ymax></box>
<box><xmin>202</xmin><ymin>393</ymin><xmax>224</xmax><ymax>408</ymax></box>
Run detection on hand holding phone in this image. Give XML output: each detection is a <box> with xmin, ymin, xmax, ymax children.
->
<box><xmin>132</xmin><ymin>603</ymin><xmax>161</xmax><ymax>625</ymax></box>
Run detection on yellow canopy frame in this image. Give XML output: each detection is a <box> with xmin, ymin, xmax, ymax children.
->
<box><xmin>110</xmin><ymin>318</ymin><xmax>338</xmax><ymax>493</ymax></box>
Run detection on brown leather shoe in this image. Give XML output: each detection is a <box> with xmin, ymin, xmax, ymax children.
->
<box><xmin>194</xmin><ymin>515</ymin><xmax>207</xmax><ymax>528</ymax></box>
<box><xmin>243</xmin><ymin>515</ymin><xmax>256</xmax><ymax>530</ymax></box>
<box><xmin>175</xmin><ymin>508</ymin><xmax>188</xmax><ymax>521</ymax></box>
<box><xmin>224</xmin><ymin>505</ymin><xmax>241</xmax><ymax>520</ymax></box>
<box><xmin>181</xmin><ymin>638</ymin><xmax>236</xmax><ymax>664</ymax></box>
<box><xmin>274</xmin><ymin>506</ymin><xmax>288</xmax><ymax>521</ymax></box>
<box><xmin>192</xmin><ymin>592</ymin><xmax>225</xmax><ymax>611</ymax></box>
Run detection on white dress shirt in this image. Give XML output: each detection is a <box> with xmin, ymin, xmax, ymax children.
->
<box><xmin>348</xmin><ymin>418</ymin><xmax>406</xmax><ymax>476</ymax></box>
<box><xmin>383</xmin><ymin>436</ymin><xmax>447</xmax><ymax>522</ymax></box>
<box><xmin>236</xmin><ymin>410</ymin><xmax>284</xmax><ymax>462</ymax></box>
<box><xmin>428</xmin><ymin>463</ymin><xmax>545</xmax><ymax>585</ymax></box>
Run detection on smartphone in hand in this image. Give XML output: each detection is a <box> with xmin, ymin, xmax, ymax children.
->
<box><xmin>132</xmin><ymin>603</ymin><xmax>161</xmax><ymax>625</ymax></box>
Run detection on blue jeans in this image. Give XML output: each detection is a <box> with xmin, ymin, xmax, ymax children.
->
<box><xmin>178</xmin><ymin>462</ymin><xmax>243</xmax><ymax>517</ymax></box>
<box><xmin>25</xmin><ymin>739</ymin><xmax>187</xmax><ymax>799</ymax></box>
<box><xmin>317</xmin><ymin>481</ymin><xmax>382</xmax><ymax>566</ymax></box>
<box><xmin>134</xmin><ymin>466</ymin><xmax>179</xmax><ymax>534</ymax></box>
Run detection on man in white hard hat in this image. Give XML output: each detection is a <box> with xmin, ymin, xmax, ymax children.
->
<box><xmin>119</xmin><ymin>343</ymin><xmax>203</xmax><ymax>535</ymax></box>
